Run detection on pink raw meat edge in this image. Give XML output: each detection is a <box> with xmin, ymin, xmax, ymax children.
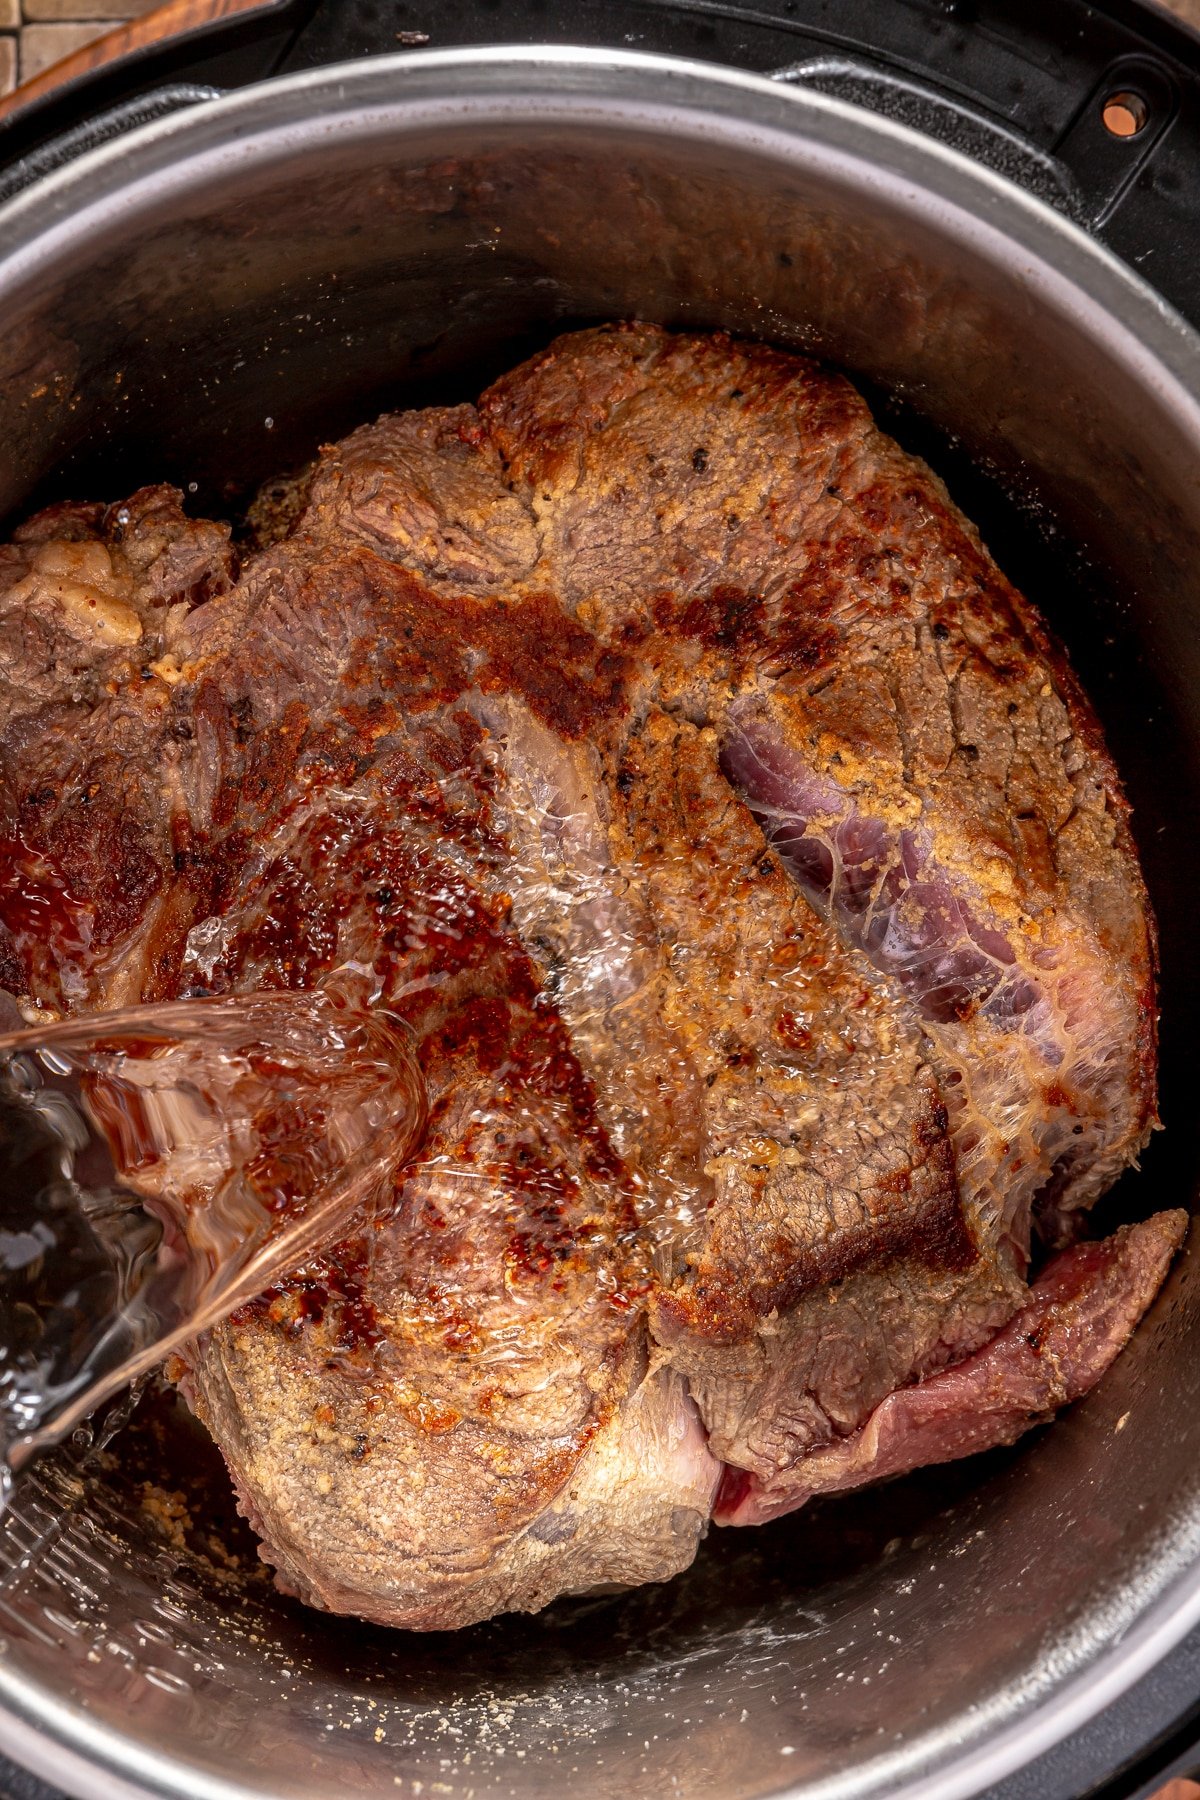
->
<box><xmin>715</xmin><ymin>1209</ymin><xmax>1188</xmax><ymax>1527</ymax></box>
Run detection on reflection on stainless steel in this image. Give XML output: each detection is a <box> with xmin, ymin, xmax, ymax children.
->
<box><xmin>0</xmin><ymin>45</ymin><xmax>1198</xmax><ymax>1800</ymax></box>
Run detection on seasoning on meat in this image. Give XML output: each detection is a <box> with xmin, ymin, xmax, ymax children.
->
<box><xmin>0</xmin><ymin>325</ymin><xmax>1181</xmax><ymax>1629</ymax></box>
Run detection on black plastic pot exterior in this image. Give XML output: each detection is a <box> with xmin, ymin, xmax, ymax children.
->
<box><xmin>1</xmin><ymin>33</ymin><xmax>1200</xmax><ymax>1800</ymax></box>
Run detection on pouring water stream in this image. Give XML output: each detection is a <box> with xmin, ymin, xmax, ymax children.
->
<box><xmin>0</xmin><ymin>989</ymin><xmax>427</xmax><ymax>1499</ymax></box>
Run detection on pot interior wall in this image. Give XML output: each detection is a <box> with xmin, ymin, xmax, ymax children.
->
<box><xmin>0</xmin><ymin>60</ymin><xmax>1199</xmax><ymax>1800</ymax></box>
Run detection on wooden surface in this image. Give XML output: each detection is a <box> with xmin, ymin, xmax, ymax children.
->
<box><xmin>0</xmin><ymin>0</ymin><xmax>270</xmax><ymax>111</ymax></box>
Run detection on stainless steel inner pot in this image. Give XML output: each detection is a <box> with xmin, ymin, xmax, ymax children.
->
<box><xmin>1</xmin><ymin>45</ymin><xmax>1199</xmax><ymax>1800</ymax></box>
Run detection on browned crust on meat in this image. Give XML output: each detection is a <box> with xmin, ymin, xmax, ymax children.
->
<box><xmin>656</xmin><ymin>1082</ymin><xmax>974</xmax><ymax>1345</ymax></box>
<box><xmin>0</xmin><ymin>322</ymin><xmax>1162</xmax><ymax>1627</ymax></box>
<box><xmin>481</xmin><ymin>323</ymin><xmax>1157</xmax><ymax>1204</ymax></box>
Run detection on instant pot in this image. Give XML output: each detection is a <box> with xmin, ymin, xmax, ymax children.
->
<box><xmin>2</xmin><ymin>3</ymin><xmax>1200</xmax><ymax>1797</ymax></box>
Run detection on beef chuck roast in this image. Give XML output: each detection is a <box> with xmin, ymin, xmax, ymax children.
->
<box><xmin>0</xmin><ymin>325</ymin><xmax>1183</xmax><ymax>1627</ymax></box>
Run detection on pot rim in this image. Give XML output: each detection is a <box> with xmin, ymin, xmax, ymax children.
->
<box><xmin>1</xmin><ymin>43</ymin><xmax>1199</xmax><ymax>1800</ymax></box>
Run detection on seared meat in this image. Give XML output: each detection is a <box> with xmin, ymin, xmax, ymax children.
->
<box><xmin>716</xmin><ymin>1211</ymin><xmax>1182</xmax><ymax>1525</ymax></box>
<box><xmin>479</xmin><ymin>325</ymin><xmax>1157</xmax><ymax>1254</ymax></box>
<box><xmin>0</xmin><ymin>325</ymin><xmax>1181</xmax><ymax>1629</ymax></box>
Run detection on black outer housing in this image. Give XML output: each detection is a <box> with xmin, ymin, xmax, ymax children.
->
<box><xmin>4</xmin><ymin>0</ymin><xmax>1200</xmax><ymax>330</ymax></box>
<box><xmin>0</xmin><ymin>2</ymin><xmax>1199</xmax><ymax>1796</ymax></box>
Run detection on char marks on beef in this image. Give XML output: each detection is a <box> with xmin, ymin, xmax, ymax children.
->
<box><xmin>0</xmin><ymin>325</ymin><xmax>1181</xmax><ymax>1628</ymax></box>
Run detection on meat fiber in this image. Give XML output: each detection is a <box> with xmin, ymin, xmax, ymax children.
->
<box><xmin>0</xmin><ymin>325</ymin><xmax>1183</xmax><ymax>1629</ymax></box>
<box><xmin>715</xmin><ymin>1211</ymin><xmax>1182</xmax><ymax>1525</ymax></box>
